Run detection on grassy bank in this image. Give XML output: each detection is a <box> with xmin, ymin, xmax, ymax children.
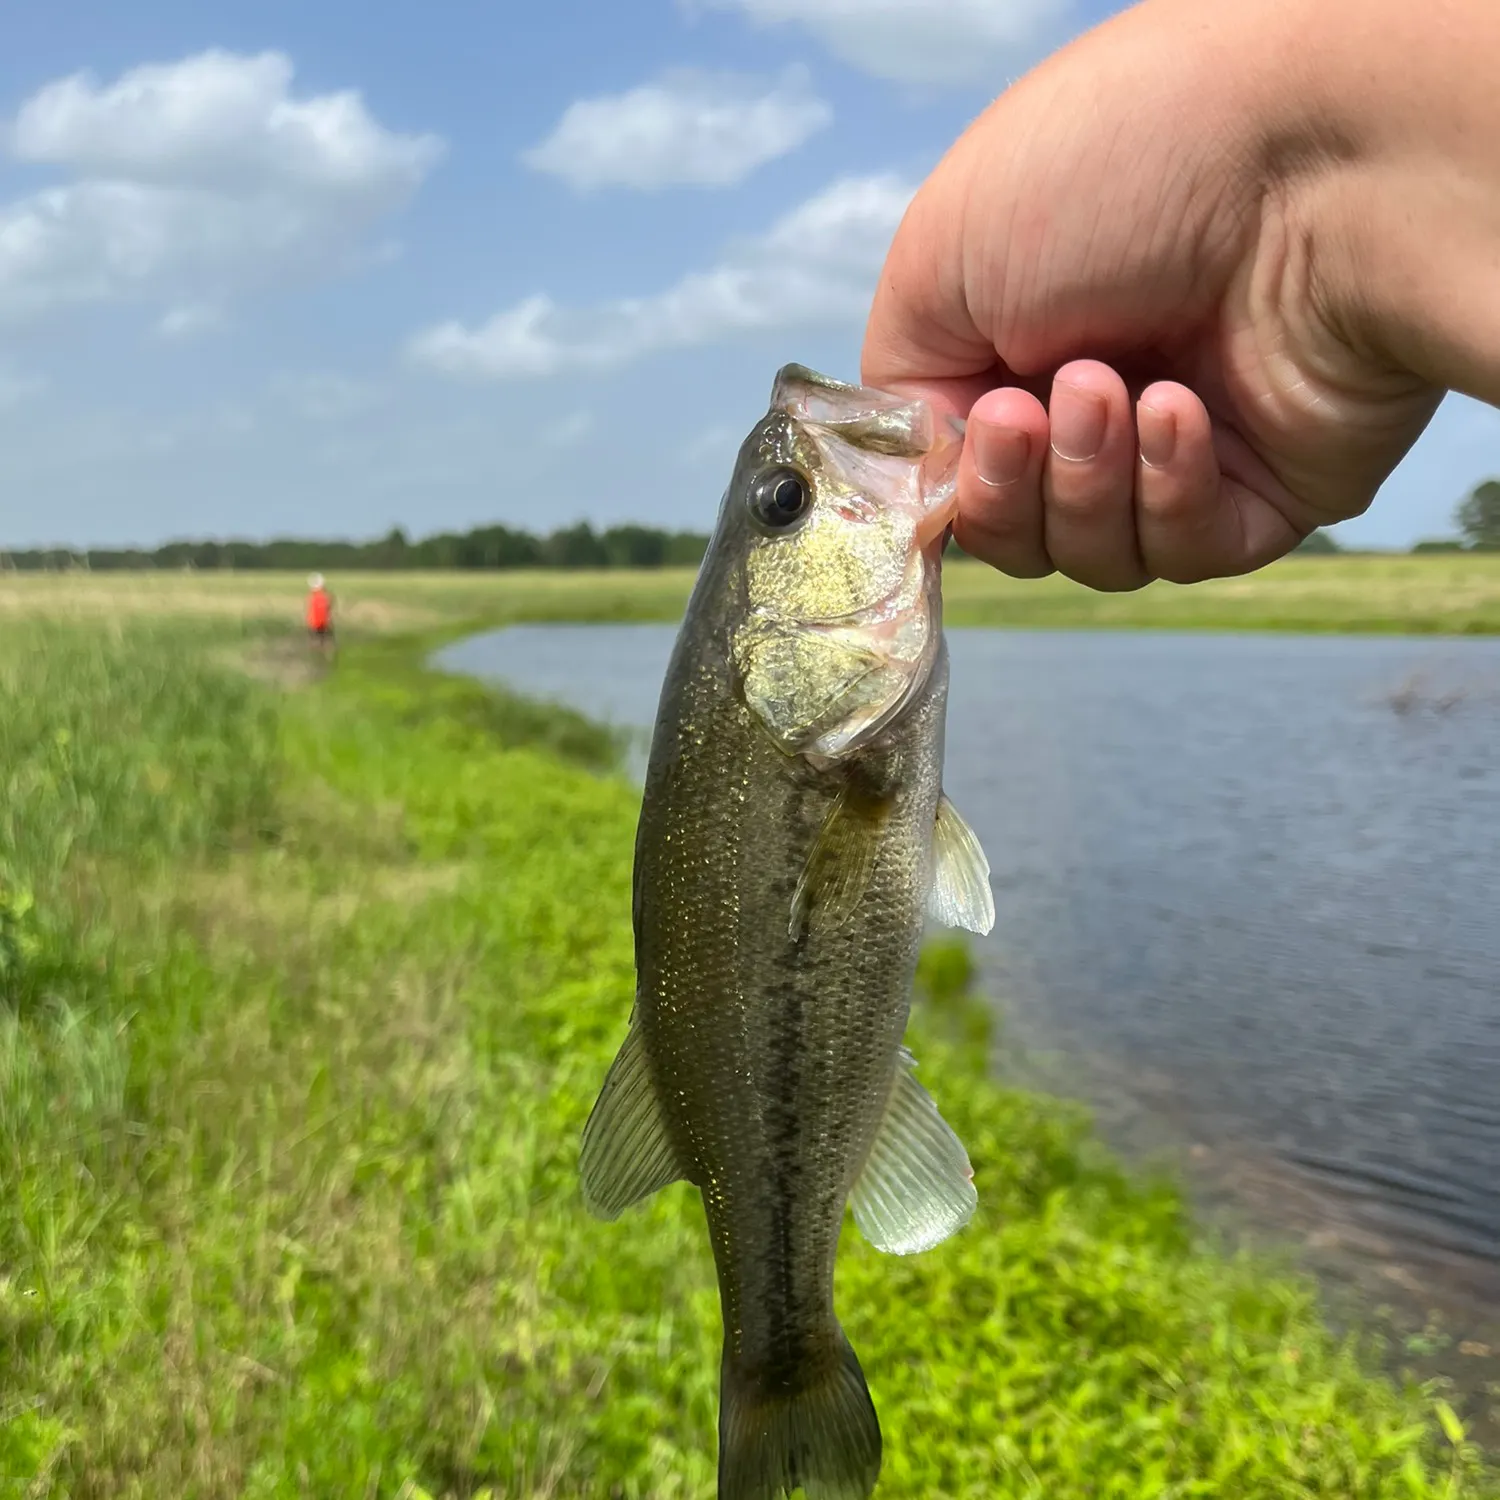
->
<box><xmin>6</xmin><ymin>548</ymin><xmax>1500</xmax><ymax>635</ymax></box>
<box><xmin>1</xmin><ymin>611</ymin><xmax>1496</xmax><ymax>1498</ymax></box>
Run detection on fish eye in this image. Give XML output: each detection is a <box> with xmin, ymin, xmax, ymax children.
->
<box><xmin>748</xmin><ymin>466</ymin><xmax>811</xmax><ymax>531</ymax></box>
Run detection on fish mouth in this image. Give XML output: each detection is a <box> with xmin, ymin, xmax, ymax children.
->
<box><xmin>914</xmin><ymin>429</ymin><xmax>962</xmax><ymax>557</ymax></box>
<box><xmin>914</xmin><ymin>486</ymin><xmax>959</xmax><ymax>557</ymax></box>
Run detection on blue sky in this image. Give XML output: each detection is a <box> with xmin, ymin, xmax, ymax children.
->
<box><xmin>0</xmin><ymin>0</ymin><xmax>1494</xmax><ymax>552</ymax></box>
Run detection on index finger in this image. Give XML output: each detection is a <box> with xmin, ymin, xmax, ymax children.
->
<box><xmin>859</xmin><ymin>169</ymin><xmax>1003</xmax><ymax>425</ymax></box>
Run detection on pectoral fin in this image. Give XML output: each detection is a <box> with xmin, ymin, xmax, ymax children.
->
<box><xmin>926</xmin><ymin>793</ymin><xmax>995</xmax><ymax>935</ymax></box>
<box><xmin>850</xmin><ymin>1046</ymin><xmax>977</xmax><ymax>1255</ymax></box>
<box><xmin>790</xmin><ymin>784</ymin><xmax>889</xmax><ymax>940</ymax></box>
<box><xmin>578</xmin><ymin>1021</ymin><xmax>685</xmax><ymax>1220</ymax></box>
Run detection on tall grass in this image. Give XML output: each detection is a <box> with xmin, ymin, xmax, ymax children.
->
<box><xmin>0</xmin><ymin>618</ymin><xmax>1494</xmax><ymax>1497</ymax></box>
<box><xmin>7</xmin><ymin>550</ymin><xmax>1500</xmax><ymax>635</ymax></box>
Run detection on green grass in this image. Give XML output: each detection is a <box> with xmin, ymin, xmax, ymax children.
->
<box><xmin>7</xmin><ymin>549</ymin><xmax>1500</xmax><ymax>635</ymax></box>
<box><xmin>0</xmin><ymin>613</ymin><xmax>1495</xmax><ymax>1498</ymax></box>
<box><xmin>940</xmin><ymin>552</ymin><xmax>1500</xmax><ymax>634</ymax></box>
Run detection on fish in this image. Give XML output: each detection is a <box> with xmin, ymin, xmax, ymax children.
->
<box><xmin>579</xmin><ymin>363</ymin><xmax>995</xmax><ymax>1500</ymax></box>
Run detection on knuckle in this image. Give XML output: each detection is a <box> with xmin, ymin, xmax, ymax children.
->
<box><xmin>957</xmin><ymin>480</ymin><xmax>1041</xmax><ymax>549</ymax></box>
<box><xmin>1138</xmin><ymin>475</ymin><xmax>1211</xmax><ymax>525</ymax></box>
<box><xmin>1044</xmin><ymin>467</ymin><xmax>1132</xmax><ymax>523</ymax></box>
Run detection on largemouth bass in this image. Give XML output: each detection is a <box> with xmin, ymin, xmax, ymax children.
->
<box><xmin>579</xmin><ymin>364</ymin><xmax>995</xmax><ymax>1500</ymax></box>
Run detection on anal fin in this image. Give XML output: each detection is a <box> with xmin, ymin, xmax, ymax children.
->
<box><xmin>579</xmin><ymin>1021</ymin><xmax>685</xmax><ymax>1220</ymax></box>
<box><xmin>926</xmin><ymin>793</ymin><xmax>995</xmax><ymax>935</ymax></box>
<box><xmin>850</xmin><ymin>1046</ymin><xmax>977</xmax><ymax>1255</ymax></box>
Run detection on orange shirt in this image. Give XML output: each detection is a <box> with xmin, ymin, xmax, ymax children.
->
<box><xmin>306</xmin><ymin>588</ymin><xmax>332</xmax><ymax>630</ymax></box>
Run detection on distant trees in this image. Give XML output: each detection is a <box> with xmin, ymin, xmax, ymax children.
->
<box><xmin>3</xmin><ymin>520</ymin><xmax>711</xmax><ymax>573</ymax></box>
<box><xmin>1294</xmin><ymin>529</ymin><xmax>1342</xmax><ymax>554</ymax></box>
<box><xmin>1411</xmin><ymin>478</ymin><xmax>1500</xmax><ymax>552</ymax></box>
<box><xmin>14</xmin><ymin>477</ymin><xmax>1498</xmax><ymax>569</ymax></box>
<box><xmin>1456</xmin><ymin>479</ymin><xmax>1500</xmax><ymax>550</ymax></box>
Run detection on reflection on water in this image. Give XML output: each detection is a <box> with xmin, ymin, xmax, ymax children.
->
<box><xmin>436</xmin><ymin>624</ymin><xmax>1500</xmax><ymax>1324</ymax></box>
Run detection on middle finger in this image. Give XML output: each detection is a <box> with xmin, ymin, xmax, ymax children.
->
<box><xmin>1042</xmin><ymin>361</ymin><xmax>1150</xmax><ymax>591</ymax></box>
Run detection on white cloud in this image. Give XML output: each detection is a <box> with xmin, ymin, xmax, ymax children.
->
<box><xmin>694</xmin><ymin>0</ymin><xmax>1072</xmax><ymax>87</ymax></box>
<box><xmin>12</xmin><ymin>50</ymin><xmax>440</xmax><ymax>193</ymax></box>
<box><xmin>0</xmin><ymin>50</ymin><xmax>443</xmax><ymax>324</ymax></box>
<box><xmin>409</xmin><ymin>173</ymin><xmax>913</xmax><ymax>379</ymax></box>
<box><xmin>520</xmin><ymin>67</ymin><xmax>831</xmax><ymax>190</ymax></box>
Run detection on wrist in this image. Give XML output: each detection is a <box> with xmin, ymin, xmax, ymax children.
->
<box><xmin>1227</xmin><ymin>0</ymin><xmax>1500</xmax><ymax>403</ymax></box>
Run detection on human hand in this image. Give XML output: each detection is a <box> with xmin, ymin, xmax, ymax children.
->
<box><xmin>861</xmin><ymin>0</ymin><xmax>1495</xmax><ymax>589</ymax></box>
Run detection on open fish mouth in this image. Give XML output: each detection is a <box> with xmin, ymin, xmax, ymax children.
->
<box><xmin>913</xmin><ymin>480</ymin><xmax>960</xmax><ymax>557</ymax></box>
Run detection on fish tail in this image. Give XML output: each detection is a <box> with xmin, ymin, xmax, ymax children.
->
<box><xmin>717</xmin><ymin>1328</ymin><xmax>881</xmax><ymax>1500</ymax></box>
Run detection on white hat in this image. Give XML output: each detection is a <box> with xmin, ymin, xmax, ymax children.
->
<box><xmin>308</xmin><ymin>573</ymin><xmax>325</xmax><ymax>590</ymax></box>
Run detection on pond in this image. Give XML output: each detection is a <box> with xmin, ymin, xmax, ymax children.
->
<box><xmin>436</xmin><ymin>623</ymin><xmax>1500</xmax><ymax>1335</ymax></box>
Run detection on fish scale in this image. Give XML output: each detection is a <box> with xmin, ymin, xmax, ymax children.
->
<box><xmin>580</xmin><ymin>363</ymin><xmax>997</xmax><ymax>1500</ymax></box>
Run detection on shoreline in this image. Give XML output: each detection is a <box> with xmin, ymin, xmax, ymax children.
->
<box><xmin>988</xmin><ymin>1015</ymin><xmax>1500</xmax><ymax>1442</ymax></box>
<box><xmin>431</xmin><ymin>616</ymin><xmax>1500</xmax><ymax>1377</ymax></box>
<box><xmin>418</xmin><ymin>616</ymin><xmax>1500</xmax><ymax>1466</ymax></box>
<box><xmin>1</xmin><ymin>597</ymin><xmax>1495</xmax><ymax>1493</ymax></box>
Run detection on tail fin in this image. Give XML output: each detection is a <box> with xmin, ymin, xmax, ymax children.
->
<box><xmin>718</xmin><ymin>1330</ymin><xmax>881</xmax><ymax>1500</ymax></box>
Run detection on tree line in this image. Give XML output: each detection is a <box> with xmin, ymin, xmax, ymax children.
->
<box><xmin>0</xmin><ymin>521</ymin><xmax>711</xmax><ymax>573</ymax></box>
<box><xmin>5</xmin><ymin>479</ymin><xmax>1499</xmax><ymax>571</ymax></box>
<box><xmin>1411</xmin><ymin>479</ymin><xmax>1500</xmax><ymax>551</ymax></box>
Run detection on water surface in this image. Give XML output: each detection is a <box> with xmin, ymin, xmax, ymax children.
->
<box><xmin>437</xmin><ymin>624</ymin><xmax>1500</xmax><ymax>1328</ymax></box>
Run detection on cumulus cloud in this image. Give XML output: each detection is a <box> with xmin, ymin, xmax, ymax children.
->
<box><xmin>521</xmin><ymin>67</ymin><xmax>831</xmax><ymax>190</ymax></box>
<box><xmin>693</xmin><ymin>0</ymin><xmax>1073</xmax><ymax>86</ymax></box>
<box><xmin>0</xmin><ymin>50</ymin><xmax>443</xmax><ymax>324</ymax></box>
<box><xmin>408</xmin><ymin>173</ymin><xmax>913</xmax><ymax>379</ymax></box>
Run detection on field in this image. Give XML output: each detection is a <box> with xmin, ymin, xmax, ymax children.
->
<box><xmin>6</xmin><ymin>549</ymin><xmax>1500</xmax><ymax>637</ymax></box>
<box><xmin>1</xmin><ymin>569</ymin><xmax>1497</xmax><ymax>1498</ymax></box>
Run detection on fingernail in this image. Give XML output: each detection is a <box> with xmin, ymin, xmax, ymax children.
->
<box><xmin>1138</xmin><ymin>402</ymin><xmax>1176</xmax><ymax>468</ymax></box>
<box><xmin>975</xmin><ymin>425</ymin><xmax>1030</xmax><ymax>487</ymax></box>
<box><xmin>1050</xmin><ymin>384</ymin><xmax>1107</xmax><ymax>462</ymax></box>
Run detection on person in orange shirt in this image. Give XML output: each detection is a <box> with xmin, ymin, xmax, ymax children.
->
<box><xmin>305</xmin><ymin>573</ymin><xmax>335</xmax><ymax>662</ymax></box>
